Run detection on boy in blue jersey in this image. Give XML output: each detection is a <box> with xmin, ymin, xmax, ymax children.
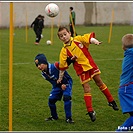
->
<box><xmin>34</xmin><ymin>53</ymin><xmax>74</xmax><ymax>123</ymax></box>
<box><xmin>116</xmin><ymin>34</ymin><xmax>133</xmax><ymax>131</ymax></box>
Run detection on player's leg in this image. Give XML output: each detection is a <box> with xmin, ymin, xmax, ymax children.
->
<box><xmin>116</xmin><ymin>86</ymin><xmax>133</xmax><ymax>131</ymax></box>
<box><xmin>37</xmin><ymin>29</ymin><xmax>42</xmax><ymax>43</ymax></box>
<box><xmin>63</xmin><ymin>81</ymin><xmax>74</xmax><ymax>123</ymax></box>
<box><xmin>35</xmin><ymin>29</ymin><xmax>41</xmax><ymax>44</ymax></box>
<box><xmin>79</xmin><ymin>72</ymin><xmax>96</xmax><ymax>122</ymax></box>
<box><xmin>46</xmin><ymin>98</ymin><xmax>58</xmax><ymax>121</ymax></box>
<box><xmin>63</xmin><ymin>95</ymin><xmax>74</xmax><ymax>123</ymax></box>
<box><xmin>82</xmin><ymin>82</ymin><xmax>96</xmax><ymax>122</ymax></box>
<box><xmin>116</xmin><ymin>113</ymin><xmax>133</xmax><ymax>131</ymax></box>
<box><xmin>70</xmin><ymin>25</ymin><xmax>74</xmax><ymax>37</ymax></box>
<box><xmin>93</xmin><ymin>74</ymin><xmax>119</xmax><ymax>110</ymax></box>
<box><xmin>45</xmin><ymin>88</ymin><xmax>61</xmax><ymax>121</ymax></box>
<box><xmin>34</xmin><ymin>29</ymin><xmax>39</xmax><ymax>44</ymax></box>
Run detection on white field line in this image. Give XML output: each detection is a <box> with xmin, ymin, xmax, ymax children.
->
<box><xmin>0</xmin><ymin>58</ymin><xmax>123</xmax><ymax>66</ymax></box>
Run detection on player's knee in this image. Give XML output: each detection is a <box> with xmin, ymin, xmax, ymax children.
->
<box><xmin>63</xmin><ymin>95</ymin><xmax>71</xmax><ymax>101</ymax></box>
<box><xmin>49</xmin><ymin>98</ymin><xmax>57</xmax><ymax>104</ymax></box>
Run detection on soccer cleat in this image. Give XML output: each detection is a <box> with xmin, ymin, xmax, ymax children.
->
<box><xmin>86</xmin><ymin>111</ymin><xmax>96</xmax><ymax>122</ymax></box>
<box><xmin>45</xmin><ymin>116</ymin><xmax>58</xmax><ymax>121</ymax></box>
<box><xmin>66</xmin><ymin>118</ymin><xmax>74</xmax><ymax>124</ymax></box>
<box><xmin>108</xmin><ymin>100</ymin><xmax>119</xmax><ymax>111</ymax></box>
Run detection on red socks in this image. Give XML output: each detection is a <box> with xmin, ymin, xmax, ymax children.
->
<box><xmin>99</xmin><ymin>84</ymin><xmax>114</xmax><ymax>102</ymax></box>
<box><xmin>83</xmin><ymin>84</ymin><xmax>114</xmax><ymax>112</ymax></box>
<box><xmin>84</xmin><ymin>93</ymin><xmax>93</xmax><ymax>112</ymax></box>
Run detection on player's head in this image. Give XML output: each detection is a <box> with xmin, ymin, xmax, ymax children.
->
<box><xmin>57</xmin><ymin>26</ymin><xmax>71</xmax><ymax>44</ymax></box>
<box><xmin>34</xmin><ymin>54</ymin><xmax>48</xmax><ymax>71</ymax></box>
<box><xmin>41</xmin><ymin>15</ymin><xmax>45</xmax><ymax>19</ymax></box>
<box><xmin>122</xmin><ymin>34</ymin><xmax>133</xmax><ymax>50</ymax></box>
<box><xmin>37</xmin><ymin>14</ymin><xmax>42</xmax><ymax>18</ymax></box>
<box><xmin>70</xmin><ymin>7</ymin><xmax>73</xmax><ymax>11</ymax></box>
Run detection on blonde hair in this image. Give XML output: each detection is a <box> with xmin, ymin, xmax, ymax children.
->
<box><xmin>122</xmin><ymin>34</ymin><xmax>133</xmax><ymax>50</ymax></box>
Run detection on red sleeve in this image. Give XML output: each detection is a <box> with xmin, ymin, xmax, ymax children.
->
<box><xmin>59</xmin><ymin>66</ymin><xmax>68</xmax><ymax>71</ymax></box>
<box><xmin>54</xmin><ymin>62</ymin><xmax>68</xmax><ymax>70</ymax></box>
<box><xmin>90</xmin><ymin>32</ymin><xmax>95</xmax><ymax>38</ymax></box>
<box><xmin>54</xmin><ymin>62</ymin><xmax>59</xmax><ymax>69</ymax></box>
<box><xmin>89</xmin><ymin>32</ymin><xmax>95</xmax><ymax>43</ymax></box>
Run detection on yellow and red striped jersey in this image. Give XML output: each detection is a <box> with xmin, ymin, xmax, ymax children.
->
<box><xmin>59</xmin><ymin>32</ymin><xmax>98</xmax><ymax>75</ymax></box>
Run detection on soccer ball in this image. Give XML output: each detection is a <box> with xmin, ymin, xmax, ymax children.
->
<box><xmin>46</xmin><ymin>40</ymin><xmax>51</xmax><ymax>45</ymax></box>
<box><xmin>45</xmin><ymin>3</ymin><xmax>59</xmax><ymax>18</ymax></box>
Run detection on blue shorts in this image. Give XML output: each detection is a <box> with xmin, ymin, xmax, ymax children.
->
<box><xmin>118</xmin><ymin>84</ymin><xmax>133</xmax><ymax>114</ymax></box>
<box><xmin>49</xmin><ymin>85</ymin><xmax>72</xmax><ymax>101</ymax></box>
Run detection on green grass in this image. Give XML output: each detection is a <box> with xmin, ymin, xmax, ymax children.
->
<box><xmin>0</xmin><ymin>25</ymin><xmax>133</xmax><ymax>131</ymax></box>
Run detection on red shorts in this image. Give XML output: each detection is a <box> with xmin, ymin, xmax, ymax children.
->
<box><xmin>79</xmin><ymin>68</ymin><xmax>101</xmax><ymax>84</ymax></box>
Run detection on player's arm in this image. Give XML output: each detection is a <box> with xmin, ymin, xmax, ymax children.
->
<box><xmin>57</xmin><ymin>55</ymin><xmax>76</xmax><ymax>83</ymax></box>
<box><xmin>57</xmin><ymin>48</ymin><xmax>68</xmax><ymax>83</ymax></box>
<box><xmin>90</xmin><ymin>37</ymin><xmax>102</xmax><ymax>45</ymax></box>
<box><xmin>57</xmin><ymin>56</ymin><xmax>75</xmax><ymax>83</ymax></box>
<box><xmin>30</xmin><ymin>21</ymin><xmax>34</xmax><ymax>28</ymax></box>
<box><xmin>78</xmin><ymin>32</ymin><xmax>102</xmax><ymax>47</ymax></box>
<box><xmin>57</xmin><ymin>70</ymin><xmax>65</xmax><ymax>84</ymax></box>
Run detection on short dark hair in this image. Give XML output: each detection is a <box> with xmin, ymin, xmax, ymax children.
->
<box><xmin>57</xmin><ymin>26</ymin><xmax>70</xmax><ymax>36</ymax></box>
<box><xmin>70</xmin><ymin>7</ymin><xmax>73</xmax><ymax>10</ymax></box>
<box><xmin>38</xmin><ymin>14</ymin><xmax>42</xmax><ymax>17</ymax></box>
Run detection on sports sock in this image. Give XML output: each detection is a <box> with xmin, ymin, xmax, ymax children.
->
<box><xmin>64</xmin><ymin>100</ymin><xmax>72</xmax><ymax>119</ymax></box>
<box><xmin>99</xmin><ymin>83</ymin><xmax>114</xmax><ymax>102</ymax></box>
<box><xmin>84</xmin><ymin>93</ymin><xmax>93</xmax><ymax>112</ymax></box>
<box><xmin>116</xmin><ymin>116</ymin><xmax>133</xmax><ymax>131</ymax></box>
<box><xmin>48</xmin><ymin>102</ymin><xmax>58</xmax><ymax>119</ymax></box>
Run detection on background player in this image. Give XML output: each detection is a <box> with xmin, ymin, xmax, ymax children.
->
<box><xmin>31</xmin><ymin>15</ymin><xmax>44</xmax><ymax>45</ymax></box>
<box><xmin>69</xmin><ymin>7</ymin><xmax>77</xmax><ymax>37</ymax></box>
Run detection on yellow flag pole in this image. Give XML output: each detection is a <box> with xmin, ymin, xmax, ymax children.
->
<box><xmin>51</xmin><ymin>18</ymin><xmax>54</xmax><ymax>45</ymax></box>
<box><xmin>9</xmin><ymin>2</ymin><xmax>13</xmax><ymax>131</ymax></box>
<box><xmin>0</xmin><ymin>2</ymin><xmax>1</xmax><ymax>130</ymax></box>
<box><xmin>108</xmin><ymin>9</ymin><xmax>114</xmax><ymax>43</ymax></box>
<box><xmin>58</xmin><ymin>12</ymin><xmax>62</xmax><ymax>27</ymax></box>
<box><xmin>13</xmin><ymin>12</ymin><xmax>15</xmax><ymax>40</ymax></box>
<box><xmin>25</xmin><ymin>11</ymin><xmax>28</xmax><ymax>43</ymax></box>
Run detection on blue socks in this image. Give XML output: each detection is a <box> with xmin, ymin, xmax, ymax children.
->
<box><xmin>116</xmin><ymin>116</ymin><xmax>133</xmax><ymax>131</ymax></box>
<box><xmin>64</xmin><ymin>100</ymin><xmax>72</xmax><ymax>119</ymax></box>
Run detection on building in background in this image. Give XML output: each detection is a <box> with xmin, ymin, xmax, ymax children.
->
<box><xmin>0</xmin><ymin>2</ymin><xmax>133</xmax><ymax>28</ymax></box>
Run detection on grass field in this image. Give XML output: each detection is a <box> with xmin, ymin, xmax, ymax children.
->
<box><xmin>0</xmin><ymin>25</ymin><xmax>133</xmax><ymax>131</ymax></box>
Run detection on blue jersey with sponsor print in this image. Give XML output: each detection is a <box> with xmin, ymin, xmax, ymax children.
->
<box><xmin>41</xmin><ymin>62</ymin><xmax>72</xmax><ymax>88</ymax></box>
<box><xmin>120</xmin><ymin>48</ymin><xmax>133</xmax><ymax>86</ymax></box>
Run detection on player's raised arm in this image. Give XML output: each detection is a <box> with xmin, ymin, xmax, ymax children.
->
<box><xmin>90</xmin><ymin>38</ymin><xmax>102</xmax><ymax>45</ymax></box>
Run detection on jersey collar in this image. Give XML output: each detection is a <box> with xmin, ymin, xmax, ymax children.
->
<box><xmin>63</xmin><ymin>37</ymin><xmax>73</xmax><ymax>47</ymax></box>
